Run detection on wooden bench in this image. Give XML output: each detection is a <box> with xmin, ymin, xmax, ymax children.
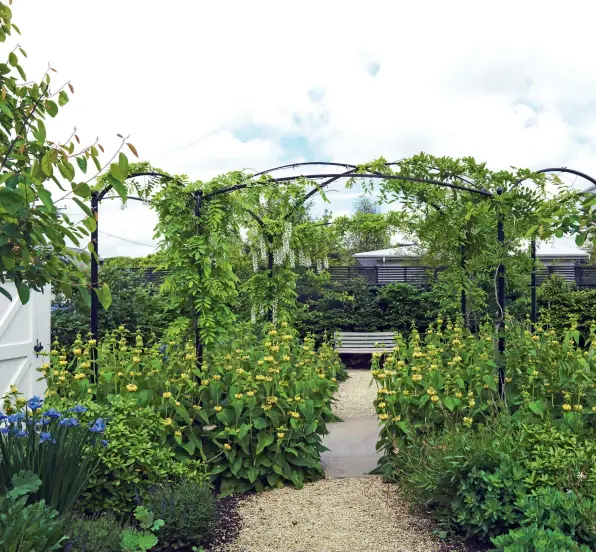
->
<box><xmin>334</xmin><ymin>332</ymin><xmax>396</xmax><ymax>354</ymax></box>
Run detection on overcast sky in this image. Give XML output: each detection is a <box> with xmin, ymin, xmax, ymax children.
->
<box><xmin>12</xmin><ymin>1</ymin><xmax>596</xmax><ymax>257</ymax></box>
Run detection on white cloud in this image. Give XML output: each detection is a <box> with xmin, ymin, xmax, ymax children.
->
<box><xmin>10</xmin><ymin>0</ymin><xmax>596</xmax><ymax>256</ymax></box>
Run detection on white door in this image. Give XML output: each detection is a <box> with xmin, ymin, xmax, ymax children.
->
<box><xmin>0</xmin><ymin>283</ymin><xmax>50</xmax><ymax>398</ymax></box>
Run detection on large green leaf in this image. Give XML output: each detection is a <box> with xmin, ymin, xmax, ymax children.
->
<box><xmin>0</xmin><ymin>187</ymin><xmax>24</xmax><ymax>214</ymax></box>
<box><xmin>17</xmin><ymin>282</ymin><xmax>30</xmax><ymax>304</ymax></box>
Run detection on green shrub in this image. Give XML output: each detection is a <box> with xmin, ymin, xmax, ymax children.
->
<box><xmin>492</xmin><ymin>524</ymin><xmax>590</xmax><ymax>552</ymax></box>
<box><xmin>62</xmin><ymin>513</ymin><xmax>123</xmax><ymax>552</ymax></box>
<box><xmin>120</xmin><ymin>506</ymin><xmax>164</xmax><ymax>552</ymax></box>
<box><xmin>0</xmin><ymin>472</ymin><xmax>66</xmax><ymax>552</ymax></box>
<box><xmin>142</xmin><ymin>479</ymin><xmax>216</xmax><ymax>550</ymax></box>
<box><xmin>43</xmin><ymin>323</ymin><xmax>344</xmax><ymax>498</ymax></box>
<box><xmin>515</xmin><ymin>487</ymin><xmax>596</xmax><ymax>549</ymax></box>
<box><xmin>78</xmin><ymin>396</ymin><xmax>208</xmax><ymax>516</ymax></box>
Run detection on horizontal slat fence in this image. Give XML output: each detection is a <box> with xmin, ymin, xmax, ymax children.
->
<box><xmin>130</xmin><ymin>265</ymin><xmax>596</xmax><ymax>289</ymax></box>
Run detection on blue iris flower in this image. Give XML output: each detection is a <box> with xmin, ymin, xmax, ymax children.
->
<box><xmin>27</xmin><ymin>396</ymin><xmax>44</xmax><ymax>411</ymax></box>
<box><xmin>39</xmin><ymin>432</ymin><xmax>53</xmax><ymax>443</ymax></box>
<box><xmin>0</xmin><ymin>427</ymin><xmax>9</xmax><ymax>435</ymax></box>
<box><xmin>59</xmin><ymin>417</ymin><xmax>80</xmax><ymax>427</ymax></box>
<box><xmin>7</xmin><ymin>413</ymin><xmax>25</xmax><ymax>424</ymax></box>
<box><xmin>68</xmin><ymin>404</ymin><xmax>88</xmax><ymax>414</ymax></box>
<box><xmin>44</xmin><ymin>408</ymin><xmax>61</xmax><ymax>419</ymax></box>
<box><xmin>89</xmin><ymin>418</ymin><xmax>106</xmax><ymax>433</ymax></box>
<box><xmin>16</xmin><ymin>430</ymin><xmax>28</xmax><ymax>438</ymax></box>
<box><xmin>101</xmin><ymin>439</ymin><xmax>109</xmax><ymax>447</ymax></box>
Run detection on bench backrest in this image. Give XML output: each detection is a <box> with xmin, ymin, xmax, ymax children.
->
<box><xmin>334</xmin><ymin>332</ymin><xmax>396</xmax><ymax>353</ymax></box>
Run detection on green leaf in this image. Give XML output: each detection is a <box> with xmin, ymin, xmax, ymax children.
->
<box><xmin>0</xmin><ymin>187</ymin><xmax>25</xmax><ymax>214</ymax></box>
<box><xmin>576</xmin><ymin>233</ymin><xmax>587</xmax><ymax>247</ymax></box>
<box><xmin>256</xmin><ymin>433</ymin><xmax>274</xmax><ymax>455</ymax></box>
<box><xmin>76</xmin><ymin>156</ymin><xmax>88</xmax><ymax>174</ymax></box>
<box><xmin>0</xmin><ymin>100</ymin><xmax>13</xmax><ymax>118</ymax></box>
<box><xmin>36</xmin><ymin>187</ymin><xmax>54</xmax><ymax>210</ymax></box>
<box><xmin>41</xmin><ymin>151</ymin><xmax>54</xmax><ymax>176</ymax></box>
<box><xmin>58</xmin><ymin>160</ymin><xmax>75</xmax><ymax>182</ymax></box>
<box><xmin>82</xmin><ymin>217</ymin><xmax>96</xmax><ymax>232</ymax></box>
<box><xmin>17</xmin><ymin>282</ymin><xmax>30</xmax><ymax>304</ymax></box>
<box><xmin>528</xmin><ymin>400</ymin><xmax>544</xmax><ymax>418</ymax></box>
<box><xmin>33</xmin><ymin>120</ymin><xmax>46</xmax><ymax>143</ymax></box>
<box><xmin>58</xmin><ymin>90</ymin><xmax>69</xmax><ymax>106</ymax></box>
<box><xmin>8</xmin><ymin>52</ymin><xmax>17</xmax><ymax>67</ymax></box>
<box><xmin>73</xmin><ymin>197</ymin><xmax>94</xmax><ymax>218</ymax></box>
<box><xmin>118</xmin><ymin>152</ymin><xmax>129</xmax><ymax>178</ymax></box>
<box><xmin>483</xmin><ymin>374</ymin><xmax>497</xmax><ymax>391</ymax></box>
<box><xmin>0</xmin><ymin>286</ymin><xmax>12</xmax><ymax>302</ymax></box>
<box><xmin>1</xmin><ymin>256</ymin><xmax>14</xmax><ymax>269</ymax></box>
<box><xmin>99</xmin><ymin>283</ymin><xmax>112</xmax><ymax>310</ymax></box>
<box><xmin>77</xmin><ymin>286</ymin><xmax>91</xmax><ymax>308</ymax></box>
<box><xmin>45</xmin><ymin>100</ymin><xmax>58</xmax><ymax>117</ymax></box>
<box><xmin>554</xmin><ymin>229</ymin><xmax>564</xmax><ymax>238</ymax></box>
<box><xmin>72</xmin><ymin>181</ymin><xmax>91</xmax><ymax>197</ymax></box>
<box><xmin>106</xmin><ymin>173</ymin><xmax>128</xmax><ymax>200</ymax></box>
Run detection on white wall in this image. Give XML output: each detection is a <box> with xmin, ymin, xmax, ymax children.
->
<box><xmin>0</xmin><ymin>283</ymin><xmax>50</xmax><ymax>398</ymax></box>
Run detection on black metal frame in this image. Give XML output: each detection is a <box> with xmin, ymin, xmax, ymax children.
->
<box><xmin>85</xmin><ymin>162</ymin><xmax>596</xmax><ymax>398</ymax></box>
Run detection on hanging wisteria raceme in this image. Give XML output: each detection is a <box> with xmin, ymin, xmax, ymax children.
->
<box><xmin>323</xmin><ymin>255</ymin><xmax>329</xmax><ymax>270</ymax></box>
<box><xmin>316</xmin><ymin>260</ymin><xmax>322</xmax><ymax>273</ymax></box>
<box><xmin>250</xmin><ymin>306</ymin><xmax>256</xmax><ymax>324</ymax></box>
<box><xmin>252</xmin><ymin>251</ymin><xmax>259</xmax><ymax>273</ymax></box>
<box><xmin>289</xmin><ymin>249</ymin><xmax>296</xmax><ymax>268</ymax></box>
<box><xmin>282</xmin><ymin>222</ymin><xmax>292</xmax><ymax>252</ymax></box>
<box><xmin>273</xmin><ymin>248</ymin><xmax>285</xmax><ymax>267</ymax></box>
<box><xmin>259</xmin><ymin>237</ymin><xmax>267</xmax><ymax>261</ymax></box>
<box><xmin>271</xmin><ymin>298</ymin><xmax>278</xmax><ymax>325</ymax></box>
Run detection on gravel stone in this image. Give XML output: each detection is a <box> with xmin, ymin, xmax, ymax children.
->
<box><xmin>223</xmin><ymin>477</ymin><xmax>442</xmax><ymax>552</ymax></box>
<box><xmin>332</xmin><ymin>370</ymin><xmax>377</xmax><ymax>420</ymax></box>
<box><xmin>221</xmin><ymin>369</ymin><xmax>448</xmax><ymax>552</ymax></box>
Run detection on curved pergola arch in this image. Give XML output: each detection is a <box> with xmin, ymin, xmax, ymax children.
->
<box><xmin>85</xmin><ymin>161</ymin><xmax>596</xmax><ymax>398</ymax></box>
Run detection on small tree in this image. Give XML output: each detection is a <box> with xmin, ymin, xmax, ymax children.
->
<box><xmin>0</xmin><ymin>1</ymin><xmax>135</xmax><ymax>306</ymax></box>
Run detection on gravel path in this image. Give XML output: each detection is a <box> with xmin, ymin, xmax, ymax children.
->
<box><xmin>221</xmin><ymin>370</ymin><xmax>444</xmax><ymax>552</ymax></box>
<box><xmin>224</xmin><ymin>477</ymin><xmax>440</xmax><ymax>552</ymax></box>
<box><xmin>332</xmin><ymin>370</ymin><xmax>377</xmax><ymax>420</ymax></box>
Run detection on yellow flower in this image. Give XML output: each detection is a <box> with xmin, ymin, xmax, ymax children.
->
<box><xmin>175</xmin><ymin>401</ymin><xmax>181</xmax><ymax>407</ymax></box>
<box><xmin>289</xmin><ymin>411</ymin><xmax>300</xmax><ymax>419</ymax></box>
<box><xmin>426</xmin><ymin>388</ymin><xmax>436</xmax><ymax>395</ymax></box>
<box><xmin>592</xmin><ymin>406</ymin><xmax>596</xmax><ymax>413</ymax></box>
<box><xmin>193</xmin><ymin>404</ymin><xmax>202</xmax><ymax>410</ymax></box>
<box><xmin>120</xmin><ymin>347</ymin><xmax>127</xmax><ymax>352</ymax></box>
<box><xmin>9</xmin><ymin>385</ymin><xmax>18</xmax><ymax>394</ymax></box>
<box><xmin>87</xmin><ymin>388</ymin><xmax>93</xmax><ymax>394</ymax></box>
<box><xmin>463</xmin><ymin>417</ymin><xmax>473</xmax><ymax>426</ymax></box>
<box><xmin>88</xmin><ymin>339</ymin><xmax>97</xmax><ymax>346</ymax></box>
<box><xmin>129</xmin><ymin>371</ymin><xmax>135</xmax><ymax>377</ymax></box>
<box><xmin>59</xmin><ymin>360</ymin><xmax>68</xmax><ymax>366</ymax></box>
<box><xmin>235</xmin><ymin>393</ymin><xmax>243</xmax><ymax>399</ymax></box>
<box><xmin>74</xmin><ymin>373</ymin><xmax>85</xmax><ymax>380</ymax></box>
<box><xmin>505</xmin><ymin>377</ymin><xmax>512</xmax><ymax>383</ymax></box>
<box><xmin>214</xmin><ymin>405</ymin><xmax>223</xmax><ymax>412</ymax></box>
<box><xmin>58</xmin><ymin>375</ymin><xmax>66</xmax><ymax>382</ymax></box>
<box><xmin>412</xmin><ymin>374</ymin><xmax>423</xmax><ymax>382</ymax></box>
<box><xmin>378</xmin><ymin>413</ymin><xmax>389</xmax><ymax>420</ymax></box>
<box><xmin>574</xmin><ymin>404</ymin><xmax>583</xmax><ymax>412</ymax></box>
<box><xmin>163</xmin><ymin>392</ymin><xmax>172</xmax><ymax>399</ymax></box>
<box><xmin>247</xmin><ymin>391</ymin><xmax>255</xmax><ymax>397</ymax></box>
<box><xmin>283</xmin><ymin>355</ymin><xmax>290</xmax><ymax>361</ymax></box>
<box><xmin>213</xmin><ymin>375</ymin><xmax>221</xmax><ymax>381</ymax></box>
<box><xmin>201</xmin><ymin>379</ymin><xmax>210</xmax><ymax>385</ymax></box>
<box><xmin>126</xmin><ymin>384</ymin><xmax>138</xmax><ymax>392</ymax></box>
<box><xmin>392</xmin><ymin>415</ymin><xmax>401</xmax><ymax>422</ymax></box>
<box><xmin>331</xmin><ymin>377</ymin><xmax>337</xmax><ymax>382</ymax></box>
<box><xmin>277</xmin><ymin>432</ymin><xmax>285</xmax><ymax>439</ymax></box>
<box><xmin>181</xmin><ymin>372</ymin><xmax>190</xmax><ymax>379</ymax></box>
<box><xmin>73</xmin><ymin>348</ymin><xmax>82</xmax><ymax>355</ymax></box>
<box><xmin>468</xmin><ymin>400</ymin><xmax>475</xmax><ymax>408</ymax></box>
<box><xmin>224</xmin><ymin>443</ymin><xmax>232</xmax><ymax>450</ymax></box>
<box><xmin>378</xmin><ymin>402</ymin><xmax>386</xmax><ymax>408</ymax></box>
<box><xmin>268</xmin><ymin>329</ymin><xmax>278</xmax><ymax>335</ymax></box>
<box><xmin>163</xmin><ymin>418</ymin><xmax>173</xmax><ymax>426</ymax></box>
<box><xmin>236</xmin><ymin>368</ymin><xmax>245</xmax><ymax>374</ymax></box>
<box><xmin>117</xmin><ymin>372</ymin><xmax>124</xmax><ymax>377</ymax></box>
<box><xmin>133</xmin><ymin>357</ymin><xmax>141</xmax><ymax>363</ymax></box>
<box><xmin>262</xmin><ymin>404</ymin><xmax>272</xmax><ymax>411</ymax></box>
<box><xmin>15</xmin><ymin>397</ymin><xmax>26</xmax><ymax>406</ymax></box>
<box><xmin>175</xmin><ymin>430</ymin><xmax>182</xmax><ymax>437</ymax></box>
<box><xmin>562</xmin><ymin>404</ymin><xmax>572</xmax><ymax>411</ymax></box>
<box><xmin>185</xmin><ymin>354</ymin><xmax>195</xmax><ymax>361</ymax></box>
<box><xmin>455</xmin><ymin>392</ymin><xmax>463</xmax><ymax>399</ymax></box>
<box><xmin>431</xmin><ymin>395</ymin><xmax>439</xmax><ymax>403</ymax></box>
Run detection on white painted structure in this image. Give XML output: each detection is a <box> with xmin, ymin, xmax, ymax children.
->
<box><xmin>0</xmin><ymin>283</ymin><xmax>50</xmax><ymax>397</ymax></box>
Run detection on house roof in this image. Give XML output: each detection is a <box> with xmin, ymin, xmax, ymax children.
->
<box><xmin>353</xmin><ymin>237</ymin><xmax>590</xmax><ymax>260</ymax></box>
<box><xmin>353</xmin><ymin>246</ymin><xmax>420</xmax><ymax>259</ymax></box>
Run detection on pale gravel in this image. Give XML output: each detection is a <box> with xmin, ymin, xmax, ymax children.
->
<box><xmin>332</xmin><ymin>370</ymin><xmax>377</xmax><ymax>420</ymax></box>
<box><xmin>222</xmin><ymin>369</ymin><xmax>444</xmax><ymax>552</ymax></box>
<box><xmin>223</xmin><ymin>477</ymin><xmax>441</xmax><ymax>552</ymax></box>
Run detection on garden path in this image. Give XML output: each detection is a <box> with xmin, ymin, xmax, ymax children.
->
<box><xmin>223</xmin><ymin>371</ymin><xmax>442</xmax><ymax>552</ymax></box>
